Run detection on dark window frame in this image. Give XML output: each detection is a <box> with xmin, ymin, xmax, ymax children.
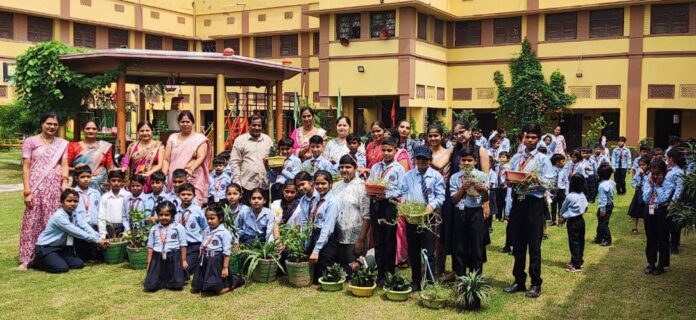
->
<box><xmin>73</xmin><ymin>23</ymin><xmax>96</xmax><ymax>48</ymax></box>
<box><xmin>280</xmin><ymin>34</ymin><xmax>298</xmax><ymax>57</ymax></box>
<box><xmin>108</xmin><ymin>28</ymin><xmax>129</xmax><ymax>48</ymax></box>
<box><xmin>202</xmin><ymin>40</ymin><xmax>216</xmax><ymax>52</ymax></box>
<box><xmin>223</xmin><ymin>38</ymin><xmax>240</xmax><ymax>54</ymax></box>
<box><xmin>454</xmin><ymin>20</ymin><xmax>482</xmax><ymax>46</ymax></box>
<box><xmin>651</xmin><ymin>3</ymin><xmax>689</xmax><ymax>35</ymax></box>
<box><xmin>370</xmin><ymin>10</ymin><xmax>396</xmax><ymax>38</ymax></box>
<box><xmin>145</xmin><ymin>34</ymin><xmax>162</xmax><ymax>50</ymax></box>
<box><xmin>312</xmin><ymin>32</ymin><xmax>319</xmax><ymax>55</ymax></box>
<box><xmin>417</xmin><ymin>13</ymin><xmax>428</xmax><ymax>40</ymax></box>
<box><xmin>336</xmin><ymin>13</ymin><xmax>361</xmax><ymax>40</ymax></box>
<box><xmin>545</xmin><ymin>12</ymin><xmax>578</xmax><ymax>41</ymax></box>
<box><xmin>494</xmin><ymin>17</ymin><xmax>522</xmax><ymax>44</ymax></box>
<box><xmin>0</xmin><ymin>12</ymin><xmax>13</xmax><ymax>40</ymax></box>
<box><xmin>434</xmin><ymin>18</ymin><xmax>444</xmax><ymax>45</ymax></box>
<box><xmin>27</xmin><ymin>16</ymin><xmax>53</xmax><ymax>42</ymax></box>
<box><xmin>172</xmin><ymin>38</ymin><xmax>189</xmax><ymax>51</ymax></box>
<box><xmin>255</xmin><ymin>36</ymin><xmax>272</xmax><ymax>58</ymax></box>
<box><xmin>590</xmin><ymin>8</ymin><xmax>624</xmax><ymax>38</ymax></box>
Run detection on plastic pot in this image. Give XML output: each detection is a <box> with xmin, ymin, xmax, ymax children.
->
<box><xmin>384</xmin><ymin>287</ymin><xmax>412</xmax><ymax>301</ymax></box>
<box><xmin>318</xmin><ymin>277</ymin><xmax>346</xmax><ymax>292</ymax></box>
<box><xmin>349</xmin><ymin>283</ymin><xmax>377</xmax><ymax>297</ymax></box>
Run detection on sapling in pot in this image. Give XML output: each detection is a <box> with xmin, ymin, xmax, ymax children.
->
<box><xmin>319</xmin><ymin>263</ymin><xmax>347</xmax><ymax>292</ymax></box>
<box><xmin>383</xmin><ymin>272</ymin><xmax>412</xmax><ymax>301</ymax></box>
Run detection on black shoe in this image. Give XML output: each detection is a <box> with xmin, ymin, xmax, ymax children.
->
<box><xmin>644</xmin><ymin>265</ymin><xmax>655</xmax><ymax>275</ymax></box>
<box><xmin>525</xmin><ymin>286</ymin><xmax>541</xmax><ymax>298</ymax></box>
<box><xmin>592</xmin><ymin>238</ymin><xmax>600</xmax><ymax>244</ymax></box>
<box><xmin>503</xmin><ymin>283</ymin><xmax>526</xmax><ymax>293</ymax></box>
<box><xmin>599</xmin><ymin>241</ymin><xmax>611</xmax><ymax>247</ymax></box>
<box><xmin>653</xmin><ymin>267</ymin><xmax>665</xmax><ymax>276</ymax></box>
<box><xmin>411</xmin><ymin>283</ymin><xmax>421</xmax><ymax>292</ymax></box>
<box><xmin>671</xmin><ymin>247</ymin><xmax>680</xmax><ymax>255</ymax></box>
<box><xmin>500</xmin><ymin>247</ymin><xmax>512</xmax><ymax>253</ymax></box>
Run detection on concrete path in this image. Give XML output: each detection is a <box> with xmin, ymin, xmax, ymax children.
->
<box><xmin>0</xmin><ymin>184</ymin><xmax>23</xmax><ymax>193</ymax></box>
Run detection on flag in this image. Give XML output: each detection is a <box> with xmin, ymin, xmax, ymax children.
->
<box><xmin>293</xmin><ymin>92</ymin><xmax>300</xmax><ymax>128</ymax></box>
<box><xmin>390</xmin><ymin>99</ymin><xmax>396</xmax><ymax>127</ymax></box>
<box><xmin>337</xmin><ymin>89</ymin><xmax>342</xmax><ymax>117</ymax></box>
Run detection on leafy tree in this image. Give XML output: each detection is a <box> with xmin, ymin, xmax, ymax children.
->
<box><xmin>584</xmin><ymin>116</ymin><xmax>611</xmax><ymax>148</ymax></box>
<box><xmin>494</xmin><ymin>38</ymin><xmax>575</xmax><ymax>139</ymax></box>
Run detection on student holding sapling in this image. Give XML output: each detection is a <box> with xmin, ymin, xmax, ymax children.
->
<box><xmin>144</xmin><ymin>201</ymin><xmax>187</xmax><ymax>291</ymax></box>
<box><xmin>302</xmin><ymin>135</ymin><xmax>335</xmax><ymax>175</ymax></box>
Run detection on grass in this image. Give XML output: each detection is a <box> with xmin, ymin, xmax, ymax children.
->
<box><xmin>0</xmin><ymin>149</ymin><xmax>22</xmax><ymax>184</ymax></box>
<box><xmin>0</xmin><ymin>186</ymin><xmax>694</xmax><ymax>319</ymax></box>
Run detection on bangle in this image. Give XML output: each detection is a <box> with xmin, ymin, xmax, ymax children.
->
<box><xmin>23</xmin><ymin>191</ymin><xmax>31</xmax><ymax>196</ymax></box>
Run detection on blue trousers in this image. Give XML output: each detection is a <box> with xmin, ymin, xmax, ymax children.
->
<box><xmin>33</xmin><ymin>245</ymin><xmax>84</xmax><ymax>273</ymax></box>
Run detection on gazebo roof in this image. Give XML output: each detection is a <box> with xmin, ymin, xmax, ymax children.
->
<box><xmin>59</xmin><ymin>48</ymin><xmax>302</xmax><ymax>86</ymax></box>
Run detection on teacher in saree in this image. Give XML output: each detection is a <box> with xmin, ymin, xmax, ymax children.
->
<box><xmin>121</xmin><ymin>121</ymin><xmax>164</xmax><ymax>192</ymax></box>
<box><xmin>162</xmin><ymin>111</ymin><xmax>211</xmax><ymax>205</ymax></box>
<box><xmin>67</xmin><ymin>120</ymin><xmax>114</xmax><ymax>192</ymax></box>
<box><xmin>290</xmin><ymin>107</ymin><xmax>326</xmax><ymax>160</ymax></box>
<box><xmin>19</xmin><ymin>113</ymin><xmax>69</xmax><ymax>270</ymax></box>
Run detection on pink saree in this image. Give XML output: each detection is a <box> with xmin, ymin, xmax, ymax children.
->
<box><xmin>20</xmin><ymin>136</ymin><xmax>67</xmax><ymax>264</ymax></box>
<box><xmin>166</xmin><ymin>133</ymin><xmax>211</xmax><ymax>205</ymax></box>
<box><xmin>122</xmin><ymin>141</ymin><xmax>162</xmax><ymax>193</ymax></box>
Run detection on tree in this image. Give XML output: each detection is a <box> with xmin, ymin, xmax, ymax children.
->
<box><xmin>493</xmin><ymin>38</ymin><xmax>575</xmax><ymax>139</ymax></box>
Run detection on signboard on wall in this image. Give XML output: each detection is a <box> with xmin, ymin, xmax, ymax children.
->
<box><xmin>3</xmin><ymin>62</ymin><xmax>16</xmax><ymax>83</ymax></box>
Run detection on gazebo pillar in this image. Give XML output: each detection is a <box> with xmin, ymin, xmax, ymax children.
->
<box><xmin>215</xmin><ymin>73</ymin><xmax>226</xmax><ymax>155</ymax></box>
<box><xmin>116</xmin><ymin>73</ymin><xmax>126</xmax><ymax>154</ymax></box>
<box><xmin>275</xmin><ymin>80</ymin><xmax>283</xmax><ymax>142</ymax></box>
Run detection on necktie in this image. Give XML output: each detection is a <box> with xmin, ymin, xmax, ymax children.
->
<box><xmin>420</xmin><ymin>172</ymin><xmax>429</xmax><ymax>203</ymax></box>
<box><xmin>312</xmin><ymin>199</ymin><xmax>325</xmax><ymax>222</ymax></box>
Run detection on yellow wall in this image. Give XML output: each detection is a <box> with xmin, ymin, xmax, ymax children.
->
<box><xmin>329</xmin><ymin>60</ymin><xmax>399</xmax><ymax>96</ymax></box>
<box><xmin>0</xmin><ymin>0</ymin><xmax>61</xmax><ymax>17</ymax></box>
<box><xmin>70</xmin><ymin>0</ymin><xmax>136</xmax><ymax>29</ymax></box>
<box><xmin>141</xmin><ymin>7</ymin><xmax>193</xmax><ymax>37</ymax></box>
<box><xmin>196</xmin><ymin>12</ymin><xmax>243</xmax><ymax>38</ymax></box>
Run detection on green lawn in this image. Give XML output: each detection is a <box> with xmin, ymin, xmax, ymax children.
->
<box><xmin>0</xmin><ymin>188</ymin><xmax>694</xmax><ymax>320</ymax></box>
<box><xmin>0</xmin><ymin>149</ymin><xmax>22</xmax><ymax>184</ymax></box>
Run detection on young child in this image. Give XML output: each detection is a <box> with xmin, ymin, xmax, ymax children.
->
<box><xmin>486</xmin><ymin>155</ymin><xmax>498</xmax><ymax>233</ymax></box>
<box><xmin>558</xmin><ymin>174</ymin><xmax>588</xmax><ymax>273</ymax></box>
<box><xmin>209</xmin><ymin>156</ymin><xmax>232</xmax><ymax>205</ymax></box>
<box><xmin>498</xmin><ymin>128</ymin><xmax>511</xmax><ymax>153</ymax></box>
<box><xmin>582</xmin><ymin>147</ymin><xmax>598</xmax><ymax>203</ymax></box>
<box><xmin>171</xmin><ymin>168</ymin><xmax>188</xmax><ymax>194</ymax></box>
<box><xmin>270</xmin><ymin>137</ymin><xmax>302</xmax><ymax>202</ymax></box>
<box><xmin>550</xmin><ymin>154</ymin><xmax>568</xmax><ymax>226</ymax></box>
<box><xmin>642</xmin><ymin>160</ymin><xmax>673</xmax><ymax>275</ymax></box>
<box><xmin>145</xmin><ymin>170</ymin><xmax>174</xmax><ymax>222</ymax></box>
<box><xmin>402</xmin><ymin>146</ymin><xmax>445</xmax><ymax>289</ymax></box>
<box><xmin>32</xmin><ymin>190</ymin><xmax>108</xmax><ymax>273</ymax></box>
<box><xmin>611</xmin><ymin>136</ymin><xmax>632</xmax><ymax>195</ymax></box>
<box><xmin>176</xmin><ymin>183</ymin><xmax>207</xmax><ymax>276</ymax></box>
<box><xmin>652</xmin><ymin>147</ymin><xmax>664</xmax><ymax>162</ymax></box>
<box><xmin>595</xmin><ymin>164</ymin><xmax>616</xmax><ymax>246</ymax></box>
<box><xmin>632</xmin><ymin>145</ymin><xmax>650</xmax><ymax>175</ymax></box>
<box><xmin>472</xmin><ymin>127</ymin><xmax>488</xmax><ymax>148</ymax></box>
<box><xmin>346</xmin><ymin>133</ymin><xmax>368</xmax><ymax>178</ymax></box>
<box><xmin>144</xmin><ymin>201</ymin><xmax>188</xmax><ymax>291</ymax></box>
<box><xmin>73</xmin><ymin>166</ymin><xmax>101</xmax><ymax>261</ymax></box>
<box><xmin>628</xmin><ymin>156</ymin><xmax>651</xmax><ymax>235</ymax></box>
<box><xmin>450</xmin><ymin>145</ymin><xmax>489</xmax><ymax>276</ymax></box>
<box><xmin>192</xmin><ymin>204</ymin><xmax>243</xmax><ymax>294</ymax></box>
<box><xmin>488</xmin><ymin>135</ymin><xmax>502</xmax><ymax>161</ymax></box>
<box><xmin>665</xmin><ymin>148</ymin><xmax>686</xmax><ymax>255</ymax></box>
<box><xmin>368</xmin><ymin>136</ymin><xmax>405</xmax><ymax>284</ymax></box>
<box><xmin>591</xmin><ymin>144</ymin><xmax>611</xmax><ymax>169</ymax></box>
<box><xmin>271</xmin><ymin>179</ymin><xmax>302</xmax><ymax>239</ymax></box>
<box><xmin>235</xmin><ymin>188</ymin><xmax>275</xmax><ymax>245</ymax></box>
<box><xmin>127</xmin><ymin>174</ymin><xmax>150</xmax><ymax>226</ymax></box>
<box><xmin>492</xmin><ymin>151</ymin><xmax>510</xmax><ymax>223</ymax></box>
<box><xmin>98</xmin><ymin>170</ymin><xmax>131</xmax><ymax>240</ymax></box>
<box><xmin>302</xmin><ymin>135</ymin><xmax>334</xmax><ymax>175</ymax></box>
<box><xmin>539</xmin><ymin>134</ymin><xmax>555</xmax><ymax>156</ymax></box>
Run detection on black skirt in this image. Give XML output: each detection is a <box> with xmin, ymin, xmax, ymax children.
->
<box><xmin>144</xmin><ymin>250</ymin><xmax>186</xmax><ymax>292</ymax></box>
<box><xmin>627</xmin><ymin>188</ymin><xmax>645</xmax><ymax>219</ymax></box>
<box><xmin>192</xmin><ymin>252</ymin><xmax>236</xmax><ymax>293</ymax></box>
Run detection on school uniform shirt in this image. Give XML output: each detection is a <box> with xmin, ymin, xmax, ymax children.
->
<box><xmin>631</xmin><ymin>157</ymin><xmax>642</xmax><ymax>174</ymax></box>
<box><xmin>566</xmin><ymin>160</ymin><xmax>589</xmax><ymax>179</ymax></box>
<box><xmin>611</xmin><ymin>146</ymin><xmax>632</xmax><ymax>169</ymax></box>
<box><xmin>208</xmin><ymin>171</ymin><xmax>232</xmax><ymax>203</ymax></box>
<box><xmin>369</xmin><ymin>160</ymin><xmax>406</xmax><ymax>200</ymax></box>
<box><xmin>493</xmin><ymin>163</ymin><xmax>509</xmax><ymax>189</ymax></box>
<box><xmin>500</xmin><ymin>138</ymin><xmax>511</xmax><ymax>153</ymax></box>
<box><xmin>234</xmin><ymin>207</ymin><xmax>275</xmax><ymax>244</ymax></box>
<box><xmin>303</xmin><ymin>155</ymin><xmax>335</xmax><ymax>174</ymax></box>
<box><xmin>144</xmin><ymin>191</ymin><xmax>176</xmax><ymax>216</ymax></box>
<box><xmin>347</xmin><ymin>151</ymin><xmax>367</xmax><ymax>169</ymax></box>
<box><xmin>332</xmin><ymin>178</ymin><xmax>370</xmax><ymax>245</ymax></box>
<box><xmin>403</xmin><ymin>167</ymin><xmax>446</xmax><ymax>210</ymax></box>
<box><xmin>487</xmin><ymin>169</ymin><xmax>497</xmax><ymax>189</ymax></box>
<box><xmin>200</xmin><ymin>225</ymin><xmax>233</xmax><ymax>256</ymax></box>
<box><xmin>538</xmin><ymin>135</ymin><xmax>556</xmax><ymax>156</ymax></box>
<box><xmin>74</xmin><ymin>186</ymin><xmax>100</xmax><ymax>227</ymax></box>
<box><xmin>36</xmin><ymin>208</ymin><xmax>100</xmax><ymax>246</ymax></box>
<box><xmin>666</xmin><ymin>165</ymin><xmax>685</xmax><ymax>201</ymax></box>
<box><xmin>487</xmin><ymin>147</ymin><xmax>501</xmax><ymax>161</ymax></box>
<box><xmin>631</xmin><ymin>171</ymin><xmax>647</xmax><ymax>189</ymax></box>
<box><xmin>642</xmin><ymin>174</ymin><xmax>675</xmax><ymax>206</ymax></box>
<box><xmin>556</xmin><ymin>166</ymin><xmax>569</xmax><ymax>191</ymax></box>
<box><xmin>597</xmin><ymin>180</ymin><xmax>616</xmax><ymax>213</ymax></box>
<box><xmin>147</xmin><ymin>223</ymin><xmax>188</xmax><ymax>253</ymax></box>
<box><xmin>277</xmin><ymin>155</ymin><xmax>302</xmax><ymax>185</ymax></box>
<box><xmin>475</xmin><ymin>137</ymin><xmax>488</xmax><ymax>149</ymax></box>
<box><xmin>590</xmin><ymin>154</ymin><xmax>611</xmax><ymax>170</ymax></box>
<box><xmin>271</xmin><ymin>199</ymin><xmax>302</xmax><ymax>227</ymax></box>
<box><xmin>177</xmin><ymin>204</ymin><xmax>207</xmax><ymax>243</ymax></box>
<box><xmin>98</xmin><ymin>189</ymin><xmax>132</xmax><ymax>239</ymax></box>
<box><xmin>450</xmin><ymin>168</ymin><xmax>489</xmax><ymax>208</ymax></box>
<box><xmin>509</xmin><ymin>149</ymin><xmax>555</xmax><ymax>198</ymax></box>
<box><xmin>560</xmin><ymin>192</ymin><xmax>589</xmax><ymax>219</ymax></box>
<box><xmin>582</xmin><ymin>159</ymin><xmax>596</xmax><ymax>176</ymax></box>
<box><xmin>300</xmin><ymin>191</ymin><xmax>340</xmax><ymax>255</ymax></box>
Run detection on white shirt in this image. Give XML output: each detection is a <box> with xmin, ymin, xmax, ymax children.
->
<box><xmin>98</xmin><ymin>189</ymin><xmax>132</xmax><ymax>239</ymax></box>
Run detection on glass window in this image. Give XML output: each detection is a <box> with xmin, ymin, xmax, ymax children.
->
<box><xmin>545</xmin><ymin>12</ymin><xmax>577</xmax><ymax>41</ymax></box>
<box><xmin>454</xmin><ymin>20</ymin><xmax>481</xmax><ymax>46</ymax></box>
<box><xmin>280</xmin><ymin>34</ymin><xmax>298</xmax><ymax>56</ymax></box>
<box><xmin>336</xmin><ymin>13</ymin><xmax>361</xmax><ymax>39</ymax></box>
<box><xmin>494</xmin><ymin>17</ymin><xmax>521</xmax><ymax>44</ymax></box>
<box><xmin>370</xmin><ymin>10</ymin><xmax>396</xmax><ymax>38</ymax></box>
<box><xmin>255</xmin><ymin>36</ymin><xmax>272</xmax><ymax>58</ymax></box>
<box><xmin>590</xmin><ymin>8</ymin><xmax>624</xmax><ymax>38</ymax></box>
<box><xmin>651</xmin><ymin>3</ymin><xmax>689</xmax><ymax>34</ymax></box>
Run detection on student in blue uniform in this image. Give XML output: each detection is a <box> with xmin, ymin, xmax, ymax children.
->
<box><xmin>219</xmin><ymin>183</ymin><xmax>248</xmax><ymax>241</ymax></box>
<box><xmin>176</xmin><ymin>183</ymin><xmax>207</xmax><ymax>276</ymax></box>
<box><xmin>209</xmin><ymin>156</ymin><xmax>232</xmax><ymax>205</ymax></box>
<box><xmin>127</xmin><ymin>174</ymin><xmax>150</xmax><ymax>227</ymax></box>
<box><xmin>402</xmin><ymin>146</ymin><xmax>445</xmax><ymax>289</ymax></box>
<box><xmin>98</xmin><ymin>170</ymin><xmax>131</xmax><ymax>240</ymax></box>
<box><xmin>302</xmin><ymin>135</ymin><xmax>335</xmax><ymax>174</ymax></box>
<box><xmin>192</xmin><ymin>204</ymin><xmax>244</xmax><ymax>294</ymax></box>
<box><xmin>235</xmin><ymin>188</ymin><xmax>275</xmax><ymax>245</ymax></box>
<box><xmin>503</xmin><ymin>123</ymin><xmax>554</xmax><ymax>299</ymax></box>
<box><xmin>32</xmin><ymin>190</ymin><xmax>108</xmax><ymax>273</ymax></box>
<box><xmin>582</xmin><ymin>148</ymin><xmax>598</xmax><ymax>203</ymax></box>
<box><xmin>558</xmin><ymin>174</ymin><xmax>588</xmax><ymax>273</ymax></box>
<box><xmin>450</xmin><ymin>145</ymin><xmax>489</xmax><ymax>276</ymax></box>
<box><xmin>595</xmin><ymin>164</ymin><xmax>616</xmax><ymax>246</ymax></box>
<box><xmin>144</xmin><ymin>201</ymin><xmax>188</xmax><ymax>291</ymax></box>
<box><xmin>611</xmin><ymin>136</ymin><xmax>632</xmax><ymax>195</ymax></box>
<box><xmin>632</xmin><ymin>145</ymin><xmax>650</xmax><ymax>175</ymax></box>
<box><xmin>145</xmin><ymin>171</ymin><xmax>175</xmax><ymax>223</ymax></box>
<box><xmin>628</xmin><ymin>157</ymin><xmax>651</xmax><ymax>235</ymax></box>
<box><xmin>346</xmin><ymin>133</ymin><xmax>367</xmax><ymax>171</ymax></box>
<box><xmin>550</xmin><ymin>153</ymin><xmax>568</xmax><ymax>227</ymax></box>
<box><xmin>72</xmin><ymin>166</ymin><xmax>101</xmax><ymax>261</ymax></box>
<box><xmin>368</xmin><ymin>136</ymin><xmax>406</xmax><ymax>285</ymax></box>
<box><xmin>642</xmin><ymin>160</ymin><xmax>674</xmax><ymax>275</ymax></box>
<box><xmin>665</xmin><ymin>148</ymin><xmax>686</xmax><ymax>255</ymax></box>
<box><xmin>270</xmin><ymin>137</ymin><xmax>302</xmax><ymax>202</ymax></box>
<box><xmin>493</xmin><ymin>151</ymin><xmax>510</xmax><ymax>223</ymax></box>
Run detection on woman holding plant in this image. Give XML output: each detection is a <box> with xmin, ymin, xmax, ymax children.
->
<box><xmin>290</xmin><ymin>107</ymin><xmax>326</xmax><ymax>161</ymax></box>
<box><xmin>67</xmin><ymin>120</ymin><xmax>114</xmax><ymax>192</ymax></box>
<box><xmin>121</xmin><ymin>121</ymin><xmax>164</xmax><ymax>193</ymax></box>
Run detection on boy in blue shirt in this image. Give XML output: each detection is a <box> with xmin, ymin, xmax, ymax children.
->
<box><xmin>402</xmin><ymin>146</ymin><xmax>445</xmax><ymax>289</ymax></box>
<box><xmin>209</xmin><ymin>156</ymin><xmax>232</xmax><ymax>205</ymax></box>
<box><xmin>550</xmin><ymin>154</ymin><xmax>568</xmax><ymax>226</ymax></box>
<box><xmin>581</xmin><ymin>147</ymin><xmax>598</xmax><ymax>203</ymax></box>
<box><xmin>642</xmin><ymin>160</ymin><xmax>674</xmax><ymax>275</ymax></box>
<box><xmin>558</xmin><ymin>174</ymin><xmax>589</xmax><ymax>272</ymax></box>
<box><xmin>270</xmin><ymin>137</ymin><xmax>301</xmax><ymax>202</ymax></box>
<box><xmin>346</xmin><ymin>133</ymin><xmax>368</xmax><ymax>177</ymax></box>
<box><xmin>72</xmin><ymin>166</ymin><xmax>101</xmax><ymax>261</ymax></box>
<box><xmin>595</xmin><ymin>165</ymin><xmax>616</xmax><ymax>246</ymax></box>
<box><xmin>176</xmin><ymin>183</ymin><xmax>207</xmax><ymax>276</ymax></box>
<box><xmin>368</xmin><ymin>137</ymin><xmax>405</xmax><ymax>284</ymax></box>
<box><xmin>145</xmin><ymin>170</ymin><xmax>175</xmax><ymax>222</ymax></box>
<box><xmin>632</xmin><ymin>145</ymin><xmax>650</xmax><ymax>175</ymax></box>
<box><xmin>302</xmin><ymin>135</ymin><xmax>334</xmax><ymax>174</ymax></box>
<box><xmin>127</xmin><ymin>174</ymin><xmax>150</xmax><ymax>227</ymax></box>
<box><xmin>611</xmin><ymin>136</ymin><xmax>631</xmax><ymax>195</ymax></box>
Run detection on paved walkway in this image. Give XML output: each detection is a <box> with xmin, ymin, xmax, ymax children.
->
<box><xmin>0</xmin><ymin>184</ymin><xmax>23</xmax><ymax>193</ymax></box>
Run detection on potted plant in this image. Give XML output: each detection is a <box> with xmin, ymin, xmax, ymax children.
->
<box><xmin>281</xmin><ymin>224</ymin><xmax>314</xmax><ymax>287</ymax></box>
<box><xmin>265</xmin><ymin>145</ymin><xmax>285</xmax><ymax>169</ymax></box>
<box><xmin>365</xmin><ymin>179</ymin><xmax>388</xmax><ymax>197</ymax></box>
<box><xmin>349</xmin><ymin>266</ymin><xmax>377</xmax><ymax>297</ymax></box>
<box><xmin>319</xmin><ymin>263</ymin><xmax>347</xmax><ymax>292</ymax></box>
<box><xmin>383</xmin><ymin>272</ymin><xmax>412</xmax><ymax>301</ymax></box>
<box><xmin>122</xmin><ymin>209</ymin><xmax>152</xmax><ymax>269</ymax></box>
<box><xmin>454</xmin><ymin>271</ymin><xmax>491</xmax><ymax>311</ymax></box>
<box><xmin>222</xmin><ymin>204</ymin><xmax>242</xmax><ymax>274</ymax></box>
<box><xmin>103</xmin><ymin>223</ymin><xmax>127</xmax><ymax>264</ymax></box>
<box><xmin>420</xmin><ymin>282</ymin><xmax>452</xmax><ymax>309</ymax></box>
<box><xmin>238</xmin><ymin>240</ymin><xmax>284</xmax><ymax>283</ymax></box>
<box><xmin>395</xmin><ymin>199</ymin><xmax>429</xmax><ymax>226</ymax></box>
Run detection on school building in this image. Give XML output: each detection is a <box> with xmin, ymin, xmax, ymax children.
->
<box><xmin>0</xmin><ymin>0</ymin><xmax>695</xmax><ymax>149</ymax></box>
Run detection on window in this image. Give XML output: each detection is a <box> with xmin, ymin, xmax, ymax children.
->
<box><xmin>73</xmin><ymin>23</ymin><xmax>96</xmax><ymax>48</ymax></box>
<box><xmin>27</xmin><ymin>16</ymin><xmax>53</xmax><ymax>42</ymax></box>
<box><xmin>590</xmin><ymin>9</ymin><xmax>624</xmax><ymax>38</ymax></box>
<box><xmin>258</xmin><ymin>14</ymin><xmax>266</xmax><ymax>22</ymax></box>
<box><xmin>494</xmin><ymin>17</ymin><xmax>521</xmax><ymax>44</ymax></box>
<box><xmin>150</xmin><ymin>11</ymin><xmax>159</xmax><ymax>19</ymax></box>
<box><xmin>336</xmin><ymin>13</ymin><xmax>360</xmax><ymax>40</ymax></box>
<box><xmin>313</xmin><ymin>91</ymin><xmax>319</xmax><ymax>103</ymax></box>
<box><xmin>172</xmin><ymin>38</ymin><xmax>188</xmax><ymax>51</ymax></box>
<box><xmin>454</xmin><ymin>21</ymin><xmax>481</xmax><ymax>46</ymax></box>
<box><xmin>0</xmin><ymin>85</ymin><xmax>7</xmax><ymax>98</ymax></box>
<box><xmin>223</xmin><ymin>39</ymin><xmax>240</xmax><ymax>54</ymax></box>
<box><xmin>313</xmin><ymin>32</ymin><xmax>319</xmax><ymax>55</ymax></box>
<box><xmin>452</xmin><ymin>88</ymin><xmax>472</xmax><ymax>101</ymax></box>
<box><xmin>199</xmin><ymin>94</ymin><xmax>212</xmax><ymax>104</ymax></box>
<box><xmin>255</xmin><ymin>36</ymin><xmax>272</xmax><ymax>58</ymax></box>
<box><xmin>545</xmin><ymin>12</ymin><xmax>577</xmax><ymax>41</ymax></box>
<box><xmin>434</xmin><ymin>18</ymin><xmax>444</xmax><ymax>45</ymax></box>
<box><xmin>227</xmin><ymin>17</ymin><xmax>235</xmax><ymax>24</ymax></box>
<box><xmin>280</xmin><ymin>34</ymin><xmax>298</xmax><ymax>56</ymax></box>
<box><xmin>437</xmin><ymin>87</ymin><xmax>445</xmax><ymax>101</ymax></box>
<box><xmin>145</xmin><ymin>34</ymin><xmax>162</xmax><ymax>50</ymax></box>
<box><xmin>416</xmin><ymin>85</ymin><xmax>425</xmax><ymax>99</ymax></box>
<box><xmin>177</xmin><ymin>16</ymin><xmax>185</xmax><ymax>24</ymax></box>
<box><xmin>108</xmin><ymin>28</ymin><xmax>128</xmax><ymax>48</ymax></box>
<box><xmin>648</xmin><ymin>85</ymin><xmax>675</xmax><ymax>99</ymax></box>
<box><xmin>202</xmin><ymin>40</ymin><xmax>216</xmax><ymax>52</ymax></box>
<box><xmin>417</xmin><ymin>13</ymin><xmax>428</xmax><ymax>40</ymax></box>
<box><xmin>370</xmin><ymin>10</ymin><xmax>396</xmax><ymax>38</ymax></box>
<box><xmin>651</xmin><ymin>3</ymin><xmax>689</xmax><ymax>34</ymax></box>
<box><xmin>284</xmin><ymin>11</ymin><xmax>293</xmax><ymax>19</ymax></box>
<box><xmin>596</xmin><ymin>85</ymin><xmax>621</xmax><ymax>99</ymax></box>
<box><xmin>0</xmin><ymin>12</ymin><xmax>12</xmax><ymax>39</ymax></box>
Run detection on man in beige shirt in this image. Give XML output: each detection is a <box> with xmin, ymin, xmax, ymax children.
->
<box><xmin>230</xmin><ymin>114</ymin><xmax>273</xmax><ymax>205</ymax></box>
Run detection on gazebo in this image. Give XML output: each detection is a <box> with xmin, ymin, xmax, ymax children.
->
<box><xmin>59</xmin><ymin>48</ymin><xmax>302</xmax><ymax>154</ymax></box>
